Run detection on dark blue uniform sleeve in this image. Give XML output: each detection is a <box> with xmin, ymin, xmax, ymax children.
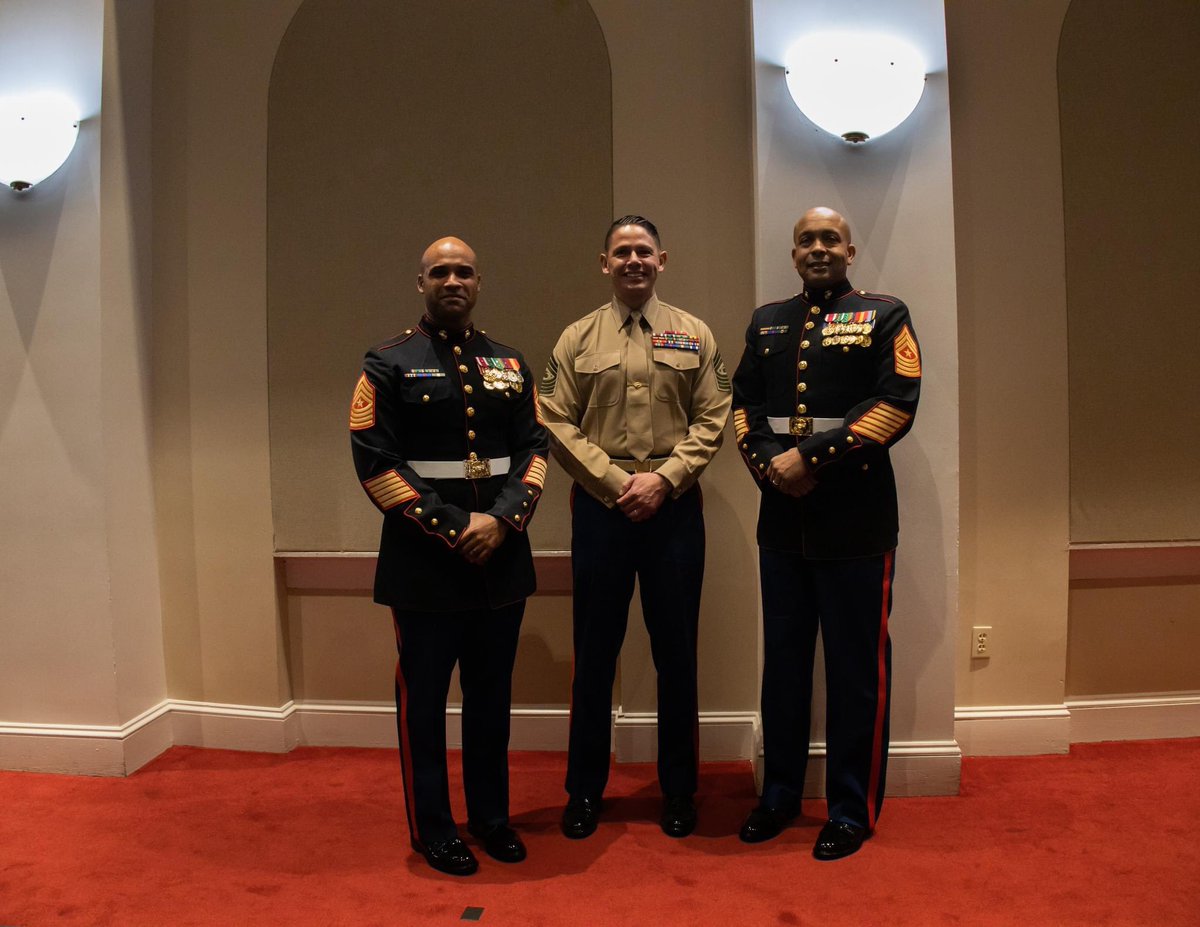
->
<box><xmin>350</xmin><ymin>349</ymin><xmax>471</xmax><ymax>547</ymax></box>
<box><xmin>731</xmin><ymin>314</ymin><xmax>784</xmax><ymax>484</ymax></box>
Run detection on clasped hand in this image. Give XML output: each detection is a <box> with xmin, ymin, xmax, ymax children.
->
<box><xmin>458</xmin><ymin>512</ymin><xmax>508</xmax><ymax>565</ymax></box>
<box><xmin>765</xmin><ymin>448</ymin><xmax>817</xmax><ymax>497</ymax></box>
<box><xmin>616</xmin><ymin>472</ymin><xmax>671</xmax><ymax>523</ymax></box>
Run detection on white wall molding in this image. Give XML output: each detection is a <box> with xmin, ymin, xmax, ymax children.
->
<box><xmin>168</xmin><ymin>699</ymin><xmax>300</xmax><ymax>753</ymax></box>
<box><xmin>614</xmin><ymin>711</ymin><xmax>761</xmax><ymax>764</ymax></box>
<box><xmin>0</xmin><ymin>701</ymin><xmax>173</xmax><ymax>776</ymax></box>
<box><xmin>795</xmin><ymin>739</ymin><xmax>962</xmax><ymax>798</ymax></box>
<box><xmin>954</xmin><ymin>703</ymin><xmax>1071</xmax><ymax>756</ymax></box>
<box><xmin>8</xmin><ymin>696</ymin><xmax>1196</xmax><ymax>777</ymax></box>
<box><xmin>1067</xmin><ymin>692</ymin><xmax>1200</xmax><ymax>743</ymax></box>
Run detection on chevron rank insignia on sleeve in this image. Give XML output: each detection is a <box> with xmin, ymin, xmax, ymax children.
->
<box><xmin>714</xmin><ymin>349</ymin><xmax>730</xmax><ymax>392</ymax></box>
<box><xmin>894</xmin><ymin>324</ymin><xmax>921</xmax><ymax>378</ymax></box>
<box><xmin>349</xmin><ymin>373</ymin><xmax>375</xmax><ymax>431</ymax></box>
<box><xmin>539</xmin><ymin>356</ymin><xmax>559</xmax><ymax>396</ymax></box>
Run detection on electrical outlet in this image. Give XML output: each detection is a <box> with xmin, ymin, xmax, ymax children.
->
<box><xmin>972</xmin><ymin>626</ymin><xmax>992</xmax><ymax>659</ymax></box>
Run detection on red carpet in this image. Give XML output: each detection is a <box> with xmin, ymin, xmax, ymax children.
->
<box><xmin>2</xmin><ymin>739</ymin><xmax>1197</xmax><ymax>926</ymax></box>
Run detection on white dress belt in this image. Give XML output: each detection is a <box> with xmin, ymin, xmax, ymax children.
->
<box><xmin>408</xmin><ymin>456</ymin><xmax>511</xmax><ymax>479</ymax></box>
<box><xmin>766</xmin><ymin>416</ymin><xmax>843</xmax><ymax>435</ymax></box>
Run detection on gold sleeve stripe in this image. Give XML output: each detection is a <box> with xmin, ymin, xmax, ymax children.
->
<box><xmin>532</xmin><ymin>389</ymin><xmax>545</xmax><ymax>425</ymax></box>
<box><xmin>894</xmin><ymin>325</ymin><xmax>921</xmax><ymax>378</ymax></box>
<box><xmin>523</xmin><ymin>455</ymin><xmax>548</xmax><ymax>489</ymax></box>
<box><xmin>850</xmin><ymin>402</ymin><xmax>912</xmax><ymax>444</ymax></box>
<box><xmin>363</xmin><ymin>469</ymin><xmax>417</xmax><ymax>510</ymax></box>
<box><xmin>349</xmin><ymin>373</ymin><xmax>376</xmax><ymax>431</ymax></box>
<box><xmin>733</xmin><ymin>408</ymin><xmax>749</xmax><ymax>440</ymax></box>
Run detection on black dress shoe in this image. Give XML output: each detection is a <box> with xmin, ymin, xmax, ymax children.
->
<box><xmin>812</xmin><ymin>820</ymin><xmax>868</xmax><ymax>860</ymax></box>
<box><xmin>738</xmin><ymin>804</ymin><xmax>799</xmax><ymax>843</ymax></box>
<box><xmin>468</xmin><ymin>823</ymin><xmax>527</xmax><ymax>863</ymax></box>
<box><xmin>560</xmin><ymin>796</ymin><xmax>602</xmax><ymax>839</ymax></box>
<box><xmin>412</xmin><ymin>836</ymin><xmax>478</xmax><ymax>876</ymax></box>
<box><xmin>660</xmin><ymin>795</ymin><xmax>697</xmax><ymax>838</ymax></box>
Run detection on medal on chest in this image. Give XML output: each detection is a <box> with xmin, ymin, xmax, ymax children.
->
<box><xmin>477</xmin><ymin>356</ymin><xmax>524</xmax><ymax>392</ymax></box>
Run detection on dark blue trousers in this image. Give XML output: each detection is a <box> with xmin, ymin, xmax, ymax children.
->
<box><xmin>391</xmin><ymin>602</ymin><xmax>524</xmax><ymax>845</ymax></box>
<box><xmin>758</xmin><ymin>548</ymin><xmax>894</xmax><ymax>830</ymax></box>
<box><xmin>566</xmin><ymin>485</ymin><xmax>705</xmax><ymax>800</ymax></box>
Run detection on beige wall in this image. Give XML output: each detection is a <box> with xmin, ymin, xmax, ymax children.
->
<box><xmin>1059</xmin><ymin>0</ymin><xmax>1200</xmax><ymax>544</ymax></box>
<box><xmin>1068</xmin><ymin>579</ymin><xmax>1200</xmax><ymax>696</ymax></box>
<box><xmin>151</xmin><ymin>0</ymin><xmax>302</xmax><ymax>706</ymax></box>
<box><xmin>0</xmin><ymin>0</ymin><xmax>117</xmax><ymax>728</ymax></box>
<box><xmin>0</xmin><ymin>0</ymin><xmax>167</xmax><ymax>773</ymax></box>
<box><xmin>947</xmin><ymin>0</ymin><xmax>1073</xmax><ymax>710</ymax></box>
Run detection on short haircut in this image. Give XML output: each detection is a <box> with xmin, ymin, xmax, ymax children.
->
<box><xmin>605</xmin><ymin>215</ymin><xmax>661</xmax><ymax>250</ymax></box>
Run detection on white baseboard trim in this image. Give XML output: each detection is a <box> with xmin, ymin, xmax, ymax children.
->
<box><xmin>954</xmin><ymin>704</ymin><xmax>1071</xmax><ymax>756</ymax></box>
<box><xmin>790</xmin><ymin>740</ymin><xmax>962</xmax><ymax>798</ymax></box>
<box><xmin>168</xmin><ymin>699</ymin><xmax>300</xmax><ymax>753</ymax></box>
<box><xmin>9</xmin><ymin>694</ymin><xmax>1196</xmax><ymax>777</ymax></box>
<box><xmin>0</xmin><ymin>700</ymin><xmax>173</xmax><ymax>776</ymax></box>
<box><xmin>613</xmin><ymin>711</ymin><xmax>760</xmax><ymax>763</ymax></box>
<box><xmin>1066</xmin><ymin>692</ymin><xmax>1200</xmax><ymax>743</ymax></box>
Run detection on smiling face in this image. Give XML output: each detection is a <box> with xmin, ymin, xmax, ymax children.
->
<box><xmin>791</xmin><ymin>207</ymin><xmax>855</xmax><ymax>290</ymax></box>
<box><xmin>417</xmin><ymin>237</ymin><xmax>480</xmax><ymax>329</ymax></box>
<box><xmin>601</xmin><ymin>224</ymin><xmax>667</xmax><ymax>309</ymax></box>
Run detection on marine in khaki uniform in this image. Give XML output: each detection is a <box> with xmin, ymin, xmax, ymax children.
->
<box><xmin>538</xmin><ymin>216</ymin><xmax>731</xmax><ymax>840</ymax></box>
<box><xmin>351</xmin><ymin>237</ymin><xmax>549</xmax><ymax>877</ymax></box>
<box><xmin>731</xmin><ymin>207</ymin><xmax>921</xmax><ymax>860</ymax></box>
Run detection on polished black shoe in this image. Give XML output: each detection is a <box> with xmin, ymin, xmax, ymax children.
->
<box><xmin>412</xmin><ymin>836</ymin><xmax>478</xmax><ymax>876</ymax></box>
<box><xmin>560</xmin><ymin>796</ymin><xmax>602</xmax><ymax>839</ymax></box>
<box><xmin>738</xmin><ymin>804</ymin><xmax>799</xmax><ymax>843</ymax></box>
<box><xmin>468</xmin><ymin>823</ymin><xmax>527</xmax><ymax>863</ymax></box>
<box><xmin>812</xmin><ymin>820</ymin><xmax>868</xmax><ymax>860</ymax></box>
<box><xmin>660</xmin><ymin>795</ymin><xmax>697</xmax><ymax>838</ymax></box>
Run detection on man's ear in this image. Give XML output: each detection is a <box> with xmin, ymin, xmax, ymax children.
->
<box><xmin>599</xmin><ymin>253</ymin><xmax>611</xmax><ymax>275</ymax></box>
<box><xmin>846</xmin><ymin>243</ymin><xmax>856</xmax><ymax>267</ymax></box>
<box><xmin>657</xmin><ymin>250</ymin><xmax>668</xmax><ymax>271</ymax></box>
<box><xmin>416</xmin><ymin>273</ymin><xmax>426</xmax><ymax>293</ymax></box>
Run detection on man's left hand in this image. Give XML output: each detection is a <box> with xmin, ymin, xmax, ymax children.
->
<box><xmin>458</xmin><ymin>513</ymin><xmax>509</xmax><ymax>565</ymax></box>
<box><xmin>616</xmin><ymin>472</ymin><xmax>671</xmax><ymax>523</ymax></box>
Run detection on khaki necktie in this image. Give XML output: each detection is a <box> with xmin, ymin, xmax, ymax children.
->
<box><xmin>625</xmin><ymin>309</ymin><xmax>653</xmax><ymax>459</ymax></box>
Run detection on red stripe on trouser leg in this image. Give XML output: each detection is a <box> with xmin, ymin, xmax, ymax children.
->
<box><xmin>865</xmin><ymin>550</ymin><xmax>893</xmax><ymax>831</ymax></box>
<box><xmin>390</xmin><ymin>610</ymin><xmax>419</xmax><ymax>843</ymax></box>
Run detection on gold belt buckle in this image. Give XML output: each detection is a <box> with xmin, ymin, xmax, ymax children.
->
<box><xmin>463</xmin><ymin>455</ymin><xmax>492</xmax><ymax>479</ymax></box>
<box><xmin>634</xmin><ymin>459</ymin><xmax>655</xmax><ymax>473</ymax></box>
<box><xmin>789</xmin><ymin>416</ymin><xmax>814</xmax><ymax>437</ymax></box>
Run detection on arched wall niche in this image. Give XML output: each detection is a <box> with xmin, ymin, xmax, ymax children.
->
<box><xmin>266</xmin><ymin>0</ymin><xmax>613</xmax><ymax>553</ymax></box>
<box><xmin>1059</xmin><ymin>0</ymin><xmax>1200</xmax><ymax>544</ymax></box>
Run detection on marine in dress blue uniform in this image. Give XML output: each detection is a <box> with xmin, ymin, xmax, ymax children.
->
<box><xmin>351</xmin><ymin>237</ymin><xmax>549</xmax><ymax>876</ymax></box>
<box><xmin>731</xmin><ymin>208</ymin><xmax>921</xmax><ymax>860</ymax></box>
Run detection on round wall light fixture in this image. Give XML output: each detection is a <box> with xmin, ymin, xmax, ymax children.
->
<box><xmin>0</xmin><ymin>91</ymin><xmax>81</xmax><ymax>191</ymax></box>
<box><xmin>784</xmin><ymin>32</ymin><xmax>926</xmax><ymax>144</ymax></box>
